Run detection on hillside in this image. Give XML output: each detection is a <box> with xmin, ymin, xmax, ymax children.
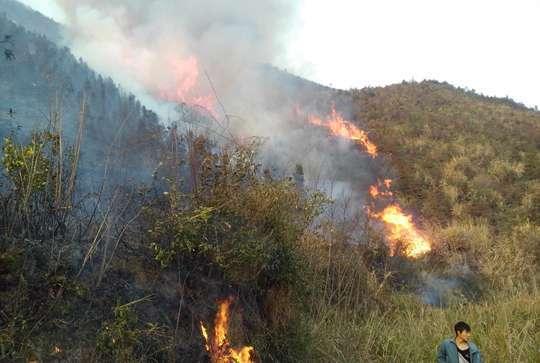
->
<box><xmin>1</xmin><ymin>79</ymin><xmax>537</xmax><ymax>362</ymax></box>
<box><xmin>0</xmin><ymin>0</ymin><xmax>62</xmax><ymax>42</ymax></box>
<box><xmin>353</xmin><ymin>81</ymin><xmax>540</xmax><ymax>228</ymax></box>
<box><xmin>341</xmin><ymin>81</ymin><xmax>539</xmax><ymax>360</ymax></box>
<box><xmin>0</xmin><ymin>3</ymin><xmax>539</xmax><ymax>362</ymax></box>
<box><xmin>0</xmin><ymin>13</ymin><xmax>163</xmax><ymax>189</ymax></box>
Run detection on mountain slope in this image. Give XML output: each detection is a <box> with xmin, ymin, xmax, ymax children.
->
<box><xmin>352</xmin><ymin>80</ymin><xmax>540</xmax><ymax>227</ymax></box>
<box><xmin>0</xmin><ymin>0</ymin><xmax>62</xmax><ymax>42</ymax></box>
<box><xmin>0</xmin><ymin>12</ymin><xmax>163</xmax><ymax>187</ymax></box>
<box><xmin>0</xmin><ymin>3</ymin><xmax>538</xmax><ymax>362</ymax></box>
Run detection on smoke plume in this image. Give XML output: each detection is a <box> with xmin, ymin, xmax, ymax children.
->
<box><xmin>52</xmin><ymin>0</ymin><xmax>381</xmax><ymax>226</ymax></box>
<box><xmin>55</xmin><ymin>0</ymin><xmax>300</xmax><ymax>116</ymax></box>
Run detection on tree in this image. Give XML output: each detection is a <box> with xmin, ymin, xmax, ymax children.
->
<box><xmin>0</xmin><ymin>34</ymin><xmax>15</xmax><ymax>60</ymax></box>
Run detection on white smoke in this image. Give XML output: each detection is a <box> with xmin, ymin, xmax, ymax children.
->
<box><xmin>51</xmin><ymin>0</ymin><xmax>380</xmax><ymax>226</ymax></box>
<box><xmin>54</xmin><ymin>0</ymin><xmax>301</xmax><ymax>116</ymax></box>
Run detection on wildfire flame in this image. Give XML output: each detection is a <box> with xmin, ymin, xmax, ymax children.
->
<box><xmin>158</xmin><ymin>55</ymin><xmax>217</xmax><ymax>115</ymax></box>
<box><xmin>120</xmin><ymin>47</ymin><xmax>217</xmax><ymax>115</ymax></box>
<box><xmin>369</xmin><ymin>179</ymin><xmax>394</xmax><ymax>198</ymax></box>
<box><xmin>200</xmin><ymin>297</ymin><xmax>255</xmax><ymax>363</ymax></box>
<box><xmin>368</xmin><ymin>202</ymin><xmax>431</xmax><ymax>258</ymax></box>
<box><xmin>367</xmin><ymin>181</ymin><xmax>431</xmax><ymax>258</ymax></box>
<box><xmin>307</xmin><ymin>105</ymin><xmax>378</xmax><ymax>157</ymax></box>
<box><xmin>301</xmin><ymin>106</ymin><xmax>431</xmax><ymax>258</ymax></box>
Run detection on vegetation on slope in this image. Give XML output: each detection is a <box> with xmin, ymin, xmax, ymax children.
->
<box><xmin>336</xmin><ymin>80</ymin><xmax>539</xmax><ymax>361</ymax></box>
<box><xmin>352</xmin><ymin>80</ymin><xmax>539</xmax><ymax>288</ymax></box>
<box><xmin>0</xmin><ymin>14</ymin><xmax>163</xmax><ymax>188</ymax></box>
<box><xmin>0</xmin><ymin>67</ymin><xmax>538</xmax><ymax>362</ymax></box>
<box><xmin>0</xmin><ymin>123</ymin><xmax>364</xmax><ymax>362</ymax></box>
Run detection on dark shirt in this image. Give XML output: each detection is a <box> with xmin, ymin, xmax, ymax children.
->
<box><xmin>457</xmin><ymin>346</ymin><xmax>471</xmax><ymax>363</ymax></box>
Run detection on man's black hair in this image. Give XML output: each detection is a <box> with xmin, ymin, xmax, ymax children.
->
<box><xmin>454</xmin><ymin>321</ymin><xmax>471</xmax><ymax>335</ymax></box>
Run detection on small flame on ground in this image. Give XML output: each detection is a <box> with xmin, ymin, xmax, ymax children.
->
<box><xmin>369</xmin><ymin>179</ymin><xmax>394</xmax><ymax>198</ymax></box>
<box><xmin>200</xmin><ymin>297</ymin><xmax>255</xmax><ymax>363</ymax></box>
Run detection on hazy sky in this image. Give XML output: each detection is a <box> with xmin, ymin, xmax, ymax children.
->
<box><xmin>18</xmin><ymin>0</ymin><xmax>540</xmax><ymax>108</ymax></box>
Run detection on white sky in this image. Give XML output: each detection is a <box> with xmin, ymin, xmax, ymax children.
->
<box><xmin>18</xmin><ymin>0</ymin><xmax>66</xmax><ymax>23</ymax></box>
<box><xmin>18</xmin><ymin>0</ymin><xmax>540</xmax><ymax>108</ymax></box>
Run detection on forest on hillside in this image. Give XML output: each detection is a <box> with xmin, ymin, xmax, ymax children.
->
<box><xmin>0</xmin><ymin>13</ymin><xmax>163</xmax><ymax>190</ymax></box>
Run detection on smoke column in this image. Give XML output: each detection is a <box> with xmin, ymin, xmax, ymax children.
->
<box><xmin>52</xmin><ymin>0</ymin><xmax>381</xmax><ymax>226</ymax></box>
<box><xmin>54</xmin><ymin>0</ymin><xmax>300</xmax><ymax>116</ymax></box>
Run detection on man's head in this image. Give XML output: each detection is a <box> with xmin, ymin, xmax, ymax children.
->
<box><xmin>454</xmin><ymin>321</ymin><xmax>471</xmax><ymax>342</ymax></box>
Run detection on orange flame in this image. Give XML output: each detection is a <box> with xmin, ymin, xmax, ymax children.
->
<box><xmin>307</xmin><ymin>105</ymin><xmax>378</xmax><ymax>157</ymax></box>
<box><xmin>299</xmin><ymin>104</ymin><xmax>431</xmax><ymax>258</ymax></box>
<box><xmin>158</xmin><ymin>55</ymin><xmax>217</xmax><ymax>116</ymax></box>
<box><xmin>369</xmin><ymin>179</ymin><xmax>394</xmax><ymax>198</ymax></box>
<box><xmin>368</xmin><ymin>204</ymin><xmax>431</xmax><ymax>257</ymax></box>
<box><xmin>368</xmin><ymin>179</ymin><xmax>431</xmax><ymax>257</ymax></box>
<box><xmin>120</xmin><ymin>47</ymin><xmax>216</xmax><ymax>115</ymax></box>
<box><xmin>200</xmin><ymin>297</ymin><xmax>255</xmax><ymax>363</ymax></box>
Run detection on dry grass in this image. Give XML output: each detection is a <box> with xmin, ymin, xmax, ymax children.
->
<box><xmin>305</xmin><ymin>290</ymin><xmax>539</xmax><ymax>362</ymax></box>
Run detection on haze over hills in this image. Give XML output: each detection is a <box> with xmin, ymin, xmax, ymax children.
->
<box><xmin>0</xmin><ymin>5</ymin><xmax>165</xmax><ymax>189</ymax></box>
<box><xmin>0</xmin><ymin>1</ymin><xmax>538</xmax><ymax>362</ymax></box>
<box><xmin>0</xmin><ymin>0</ymin><xmax>61</xmax><ymax>41</ymax></box>
<box><xmin>0</xmin><ymin>0</ymin><xmax>373</xmax><ymax>205</ymax></box>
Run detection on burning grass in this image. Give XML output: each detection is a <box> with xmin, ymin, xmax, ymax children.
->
<box><xmin>301</xmin><ymin>105</ymin><xmax>433</xmax><ymax>258</ymax></box>
<box><xmin>200</xmin><ymin>297</ymin><xmax>256</xmax><ymax>363</ymax></box>
<box><xmin>1</xmin><ymin>80</ymin><xmax>538</xmax><ymax>362</ymax></box>
<box><xmin>0</xmin><ymin>128</ymin><xmax>323</xmax><ymax>361</ymax></box>
<box><xmin>307</xmin><ymin>104</ymin><xmax>378</xmax><ymax>157</ymax></box>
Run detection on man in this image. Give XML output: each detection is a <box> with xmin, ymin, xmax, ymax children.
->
<box><xmin>437</xmin><ymin>321</ymin><xmax>483</xmax><ymax>363</ymax></box>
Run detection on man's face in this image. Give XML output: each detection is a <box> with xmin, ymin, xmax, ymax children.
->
<box><xmin>457</xmin><ymin>329</ymin><xmax>471</xmax><ymax>342</ymax></box>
